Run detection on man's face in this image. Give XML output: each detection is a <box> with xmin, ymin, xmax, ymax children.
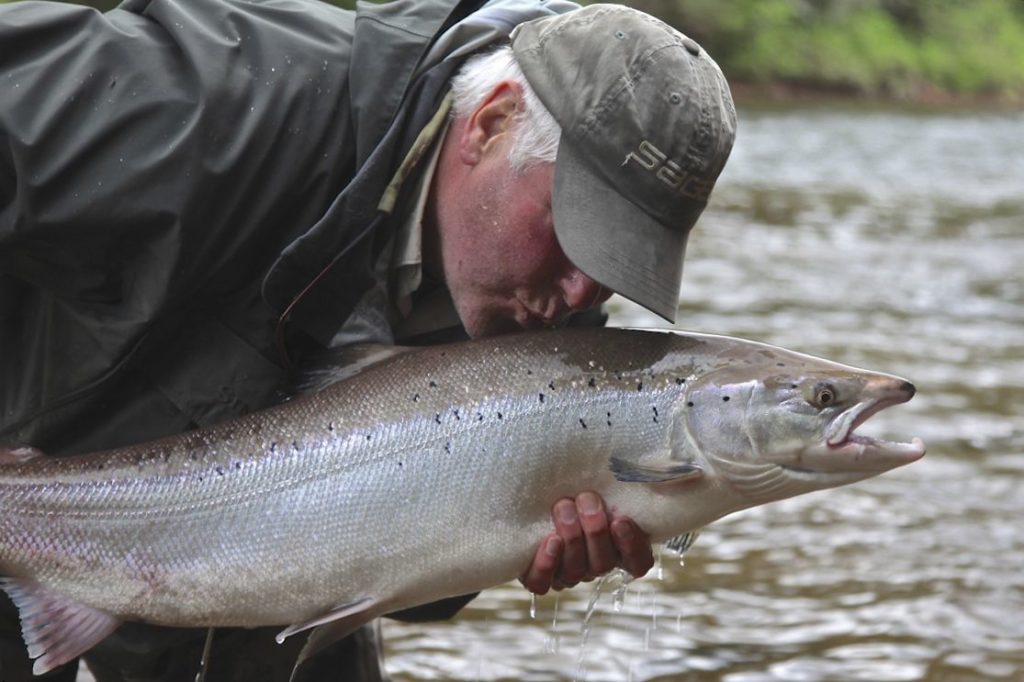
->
<box><xmin>437</xmin><ymin>157</ymin><xmax>611</xmax><ymax>338</ymax></box>
<box><xmin>427</xmin><ymin>83</ymin><xmax>611</xmax><ymax>339</ymax></box>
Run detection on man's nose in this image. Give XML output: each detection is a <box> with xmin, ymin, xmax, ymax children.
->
<box><xmin>563</xmin><ymin>270</ymin><xmax>613</xmax><ymax>311</ymax></box>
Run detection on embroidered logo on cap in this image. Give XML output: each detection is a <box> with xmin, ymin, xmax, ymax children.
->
<box><xmin>623</xmin><ymin>140</ymin><xmax>714</xmax><ymax>201</ymax></box>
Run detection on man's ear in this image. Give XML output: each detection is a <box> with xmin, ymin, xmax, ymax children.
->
<box><xmin>458</xmin><ymin>80</ymin><xmax>522</xmax><ymax>165</ymax></box>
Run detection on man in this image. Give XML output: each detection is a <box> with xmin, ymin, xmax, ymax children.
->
<box><xmin>0</xmin><ymin>0</ymin><xmax>736</xmax><ymax>679</ymax></box>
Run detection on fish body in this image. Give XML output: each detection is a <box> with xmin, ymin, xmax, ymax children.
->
<box><xmin>0</xmin><ymin>328</ymin><xmax>925</xmax><ymax>673</ymax></box>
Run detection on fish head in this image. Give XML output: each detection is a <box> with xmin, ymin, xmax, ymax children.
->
<box><xmin>676</xmin><ymin>349</ymin><xmax>925</xmax><ymax>503</ymax></box>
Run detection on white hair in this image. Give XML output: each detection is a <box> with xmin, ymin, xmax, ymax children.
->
<box><xmin>449</xmin><ymin>45</ymin><xmax>561</xmax><ymax>173</ymax></box>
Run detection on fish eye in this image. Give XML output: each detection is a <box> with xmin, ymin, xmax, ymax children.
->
<box><xmin>813</xmin><ymin>383</ymin><xmax>837</xmax><ymax>408</ymax></box>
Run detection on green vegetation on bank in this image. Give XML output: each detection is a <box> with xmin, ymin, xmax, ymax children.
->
<box><xmin>617</xmin><ymin>0</ymin><xmax>1024</xmax><ymax>104</ymax></box>
<box><xmin>5</xmin><ymin>0</ymin><xmax>1023</xmax><ymax>104</ymax></box>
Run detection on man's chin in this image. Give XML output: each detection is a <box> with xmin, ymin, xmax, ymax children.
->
<box><xmin>458</xmin><ymin>307</ymin><xmax>538</xmax><ymax>339</ymax></box>
<box><xmin>464</xmin><ymin>317</ymin><xmax>525</xmax><ymax>339</ymax></box>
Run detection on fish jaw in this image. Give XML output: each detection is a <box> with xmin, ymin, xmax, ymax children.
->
<box><xmin>691</xmin><ymin>362</ymin><xmax>927</xmax><ymax>503</ymax></box>
<box><xmin>782</xmin><ymin>376</ymin><xmax>926</xmax><ymax>478</ymax></box>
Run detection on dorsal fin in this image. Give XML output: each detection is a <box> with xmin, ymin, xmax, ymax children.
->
<box><xmin>0</xmin><ymin>578</ymin><xmax>121</xmax><ymax>675</ymax></box>
<box><xmin>0</xmin><ymin>445</ymin><xmax>45</xmax><ymax>465</ymax></box>
<box><xmin>289</xmin><ymin>345</ymin><xmax>415</xmax><ymax>395</ymax></box>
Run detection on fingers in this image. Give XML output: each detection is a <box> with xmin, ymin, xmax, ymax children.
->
<box><xmin>553</xmin><ymin>492</ymin><xmax>644</xmax><ymax>585</ymax></box>
<box><xmin>519</xmin><ymin>535</ymin><xmax>563</xmax><ymax>595</ymax></box>
<box><xmin>611</xmin><ymin>517</ymin><xmax>654</xmax><ymax>579</ymax></box>
<box><xmin>552</xmin><ymin>498</ymin><xmax>587</xmax><ymax>586</ymax></box>
<box><xmin>521</xmin><ymin>492</ymin><xmax>655</xmax><ymax>596</ymax></box>
<box><xmin>575</xmin><ymin>492</ymin><xmax>618</xmax><ymax>577</ymax></box>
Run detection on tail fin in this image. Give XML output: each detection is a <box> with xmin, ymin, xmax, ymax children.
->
<box><xmin>0</xmin><ymin>578</ymin><xmax>121</xmax><ymax>675</ymax></box>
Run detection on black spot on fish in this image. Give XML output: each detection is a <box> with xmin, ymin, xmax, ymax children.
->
<box><xmin>652</xmin><ymin>406</ymin><xmax>659</xmax><ymax>423</ymax></box>
<box><xmin>397</xmin><ymin>461</ymin><xmax>403</xmax><ymax>468</ymax></box>
<box><xmin>548</xmin><ymin>381</ymin><xmax>556</xmax><ymax>391</ymax></box>
<box><xmin>429</xmin><ymin>381</ymin><xmax>437</xmax><ymax>388</ymax></box>
<box><xmin>675</xmin><ymin>377</ymin><xmax>686</xmax><ymax>385</ymax></box>
<box><xmin>539</xmin><ymin>393</ymin><xmax>545</xmax><ymax>403</ymax></box>
<box><xmin>606</xmin><ymin>412</ymin><xmax>612</xmax><ymax>427</ymax></box>
<box><xmin>637</xmin><ymin>381</ymin><xmax>643</xmax><ymax>392</ymax></box>
<box><xmin>588</xmin><ymin>377</ymin><xmax>596</xmax><ymax>388</ymax></box>
<box><xmin>722</xmin><ymin>396</ymin><xmax>730</xmax><ymax>402</ymax></box>
<box><xmin>527</xmin><ymin>369</ymin><xmax>533</xmax><ymax>375</ymax></box>
<box><xmin>234</xmin><ymin>462</ymin><xmax>241</xmax><ymax>470</ymax></box>
<box><xmin>366</xmin><ymin>434</ymin><xmax>371</xmax><ymax>441</ymax></box>
<box><xmin>413</xmin><ymin>393</ymin><xmax>420</xmax><ymax>402</ymax></box>
<box><xmin>190</xmin><ymin>452</ymin><xmax>199</xmax><ymax>461</ymax></box>
<box><xmin>579</xmin><ymin>418</ymin><xmax>587</xmax><ymax>429</ymax></box>
<box><xmin>292</xmin><ymin>441</ymin><xmax>300</xmax><ymax>451</ymax></box>
<box><xmin>687</xmin><ymin>401</ymin><xmax>694</xmax><ymax>407</ymax></box>
<box><xmin>497</xmin><ymin>412</ymin><xmax>503</xmax><ymax>420</ymax></box>
<box><xmin>777</xmin><ymin>362</ymin><xmax>786</xmax><ymax>367</ymax></box>
<box><xmin>215</xmin><ymin>466</ymin><xmax>224</xmax><ymax>476</ymax></box>
<box><xmin>435</xmin><ymin>413</ymin><xmax>442</xmax><ymax>424</ymax></box>
<box><xmin>327</xmin><ymin>423</ymin><xmax>335</xmax><ymax>432</ymax></box>
<box><xmin>477</xmin><ymin>412</ymin><xmax>484</xmax><ymax>421</ymax></box>
<box><xmin>269</xmin><ymin>443</ymin><xmax>277</xmax><ymax>453</ymax></box>
<box><xmin>453</xmin><ymin>409</ymin><xmax>461</xmax><ymax>420</ymax></box>
<box><xmin>444</xmin><ymin>442</ymin><xmax>451</xmax><ymax>453</ymax></box>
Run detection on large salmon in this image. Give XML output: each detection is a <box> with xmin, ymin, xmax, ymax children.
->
<box><xmin>0</xmin><ymin>328</ymin><xmax>925</xmax><ymax>674</ymax></box>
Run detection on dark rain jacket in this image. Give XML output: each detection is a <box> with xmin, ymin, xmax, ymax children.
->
<box><xmin>0</xmin><ymin>0</ymin><xmax>578</xmax><ymax>679</ymax></box>
<box><xmin>2</xmin><ymin>0</ymin><xmax>466</xmax><ymax>456</ymax></box>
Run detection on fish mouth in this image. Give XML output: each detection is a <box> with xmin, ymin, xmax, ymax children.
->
<box><xmin>787</xmin><ymin>381</ymin><xmax>926</xmax><ymax>474</ymax></box>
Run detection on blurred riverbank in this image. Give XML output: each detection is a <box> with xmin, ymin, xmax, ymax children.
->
<box><xmin>620</xmin><ymin>0</ymin><xmax>1024</xmax><ymax>108</ymax></box>
<box><xmin>9</xmin><ymin>0</ymin><xmax>1023</xmax><ymax>108</ymax></box>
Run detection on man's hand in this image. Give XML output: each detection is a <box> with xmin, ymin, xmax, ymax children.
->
<box><xmin>519</xmin><ymin>491</ymin><xmax>654</xmax><ymax>594</ymax></box>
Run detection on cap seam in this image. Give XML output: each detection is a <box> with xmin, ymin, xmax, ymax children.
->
<box><xmin>514</xmin><ymin>5</ymin><xmax>682</xmax><ymax>57</ymax></box>
<box><xmin>577</xmin><ymin>42</ymin><xmax>690</xmax><ymax>140</ymax></box>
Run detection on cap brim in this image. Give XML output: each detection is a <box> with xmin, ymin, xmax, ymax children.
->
<box><xmin>551</xmin><ymin>138</ymin><xmax>692</xmax><ymax>323</ymax></box>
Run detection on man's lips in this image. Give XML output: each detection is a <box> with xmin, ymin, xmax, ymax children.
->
<box><xmin>519</xmin><ymin>298</ymin><xmax>564</xmax><ymax>328</ymax></box>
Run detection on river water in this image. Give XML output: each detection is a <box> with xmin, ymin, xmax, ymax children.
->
<box><xmin>382</xmin><ymin>108</ymin><xmax>1024</xmax><ymax>681</ymax></box>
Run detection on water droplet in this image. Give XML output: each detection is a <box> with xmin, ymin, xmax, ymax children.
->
<box><xmin>545</xmin><ymin>593</ymin><xmax>561</xmax><ymax>653</ymax></box>
<box><xmin>612</xmin><ymin>584</ymin><xmax>626</xmax><ymax>612</ymax></box>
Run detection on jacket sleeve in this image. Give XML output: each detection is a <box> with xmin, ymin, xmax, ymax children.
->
<box><xmin>0</xmin><ymin>0</ymin><xmax>356</xmax><ymax>443</ymax></box>
<box><xmin>0</xmin><ymin>0</ymin><xmax>356</xmax><ymax>302</ymax></box>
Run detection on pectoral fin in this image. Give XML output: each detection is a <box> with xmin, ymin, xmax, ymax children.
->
<box><xmin>0</xmin><ymin>577</ymin><xmax>121</xmax><ymax>675</ymax></box>
<box><xmin>609</xmin><ymin>456</ymin><xmax>703</xmax><ymax>483</ymax></box>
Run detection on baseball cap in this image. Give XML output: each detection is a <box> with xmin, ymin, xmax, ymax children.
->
<box><xmin>510</xmin><ymin>4</ymin><xmax>736</xmax><ymax>322</ymax></box>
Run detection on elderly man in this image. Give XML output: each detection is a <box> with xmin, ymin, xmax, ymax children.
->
<box><xmin>0</xmin><ymin>0</ymin><xmax>736</xmax><ymax>679</ymax></box>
